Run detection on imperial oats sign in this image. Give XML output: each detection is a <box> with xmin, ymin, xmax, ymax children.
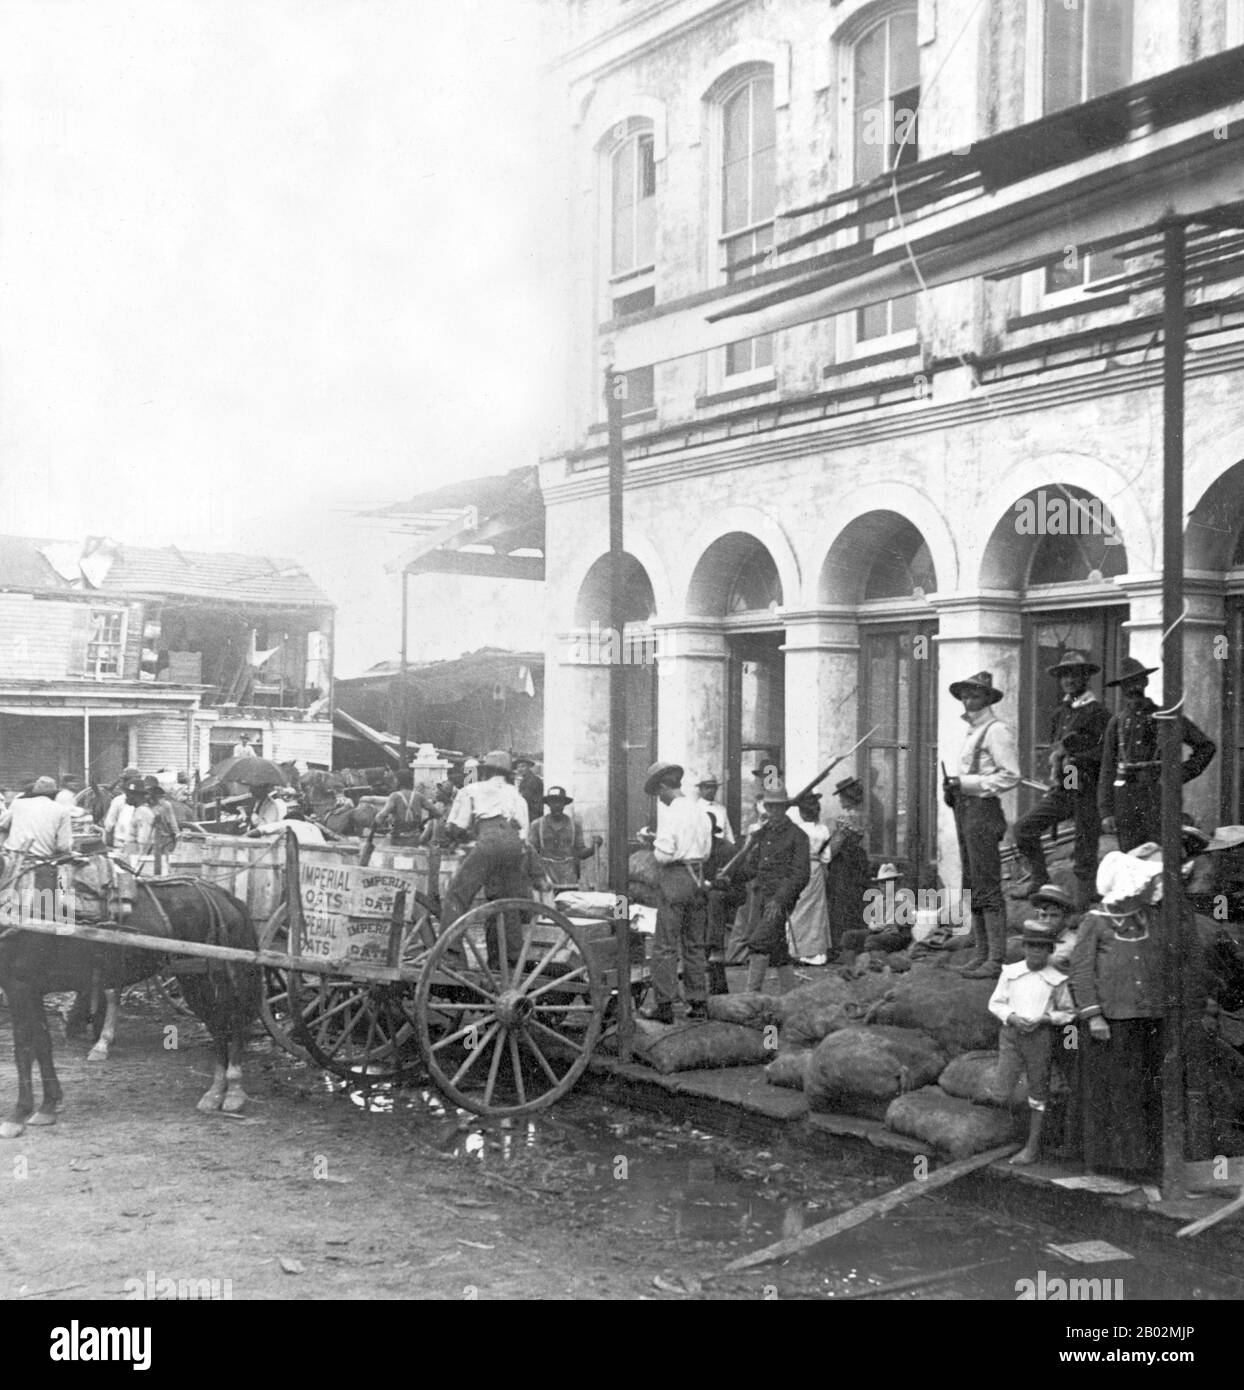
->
<box><xmin>299</xmin><ymin>862</ymin><xmax>415</xmax><ymax>964</ymax></box>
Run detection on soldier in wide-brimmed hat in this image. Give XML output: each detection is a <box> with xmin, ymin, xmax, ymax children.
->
<box><xmin>1098</xmin><ymin>656</ymin><xmax>1215</xmax><ymax>852</ymax></box>
<box><xmin>1013</xmin><ymin>651</ymin><xmax>1110</xmax><ymax>910</ymax></box>
<box><xmin>714</xmin><ymin>782</ymin><xmax>809</xmax><ymax>996</ymax></box>
<box><xmin>943</xmin><ymin>671</ymin><xmax>1021</xmax><ymax>978</ymax></box>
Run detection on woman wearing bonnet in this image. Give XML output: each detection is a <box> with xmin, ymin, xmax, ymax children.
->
<box><xmin>1069</xmin><ymin>846</ymin><xmax>1211</xmax><ymax>1178</ymax></box>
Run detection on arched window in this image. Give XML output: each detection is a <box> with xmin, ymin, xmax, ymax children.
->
<box><xmin>603</xmin><ymin>119</ymin><xmax>657</xmax><ymax>414</ymax></box>
<box><xmin>726</xmin><ymin>545</ymin><xmax>781</xmax><ymax>614</ymax></box>
<box><xmin>610</xmin><ymin>121</ymin><xmax>656</xmax><ymax>278</ymax></box>
<box><xmin>850</xmin><ymin>8</ymin><xmax>918</xmax><ymax>343</ymax></box>
<box><xmin>719</xmin><ymin>69</ymin><xmax>775</xmax><ymax>378</ymax></box>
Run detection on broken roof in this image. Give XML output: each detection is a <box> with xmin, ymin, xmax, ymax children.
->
<box><xmin>0</xmin><ymin>535</ymin><xmax>331</xmax><ymax>609</ymax></box>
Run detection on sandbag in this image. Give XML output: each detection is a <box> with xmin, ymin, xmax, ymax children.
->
<box><xmin>779</xmin><ymin>969</ymin><xmax>893</xmax><ymax>1046</ymax></box>
<box><xmin>885</xmin><ymin>1086</ymin><xmax>1022</xmax><ymax>1159</ymax></box>
<box><xmin>937</xmin><ymin>1051</ymin><xmax>1027</xmax><ymax>1110</ymax></box>
<box><xmin>554</xmin><ymin>890</ymin><xmax>625</xmax><ymax>921</ymax></box>
<box><xmin>868</xmin><ymin>967</ymin><xmax>1000</xmax><ymax>1055</ymax></box>
<box><xmin>632</xmin><ymin>1019</ymin><xmax>772</xmax><ymax>1074</ymax></box>
<box><xmin>707</xmin><ymin>991</ymin><xmax>783</xmax><ymax>1030</ymax></box>
<box><xmin>627</xmin><ymin>849</ymin><xmax>662</xmax><ymax>908</ymax></box>
<box><xmin>765</xmin><ymin>1048</ymin><xmax>813</xmax><ymax>1090</ymax></box>
<box><xmin>805</xmin><ymin>1026</ymin><xmax>947</xmax><ymax>1116</ymax></box>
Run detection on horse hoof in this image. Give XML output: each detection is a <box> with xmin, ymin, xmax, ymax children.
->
<box><xmin>197</xmin><ymin>1092</ymin><xmax>225</xmax><ymax>1113</ymax></box>
<box><xmin>221</xmin><ymin>1090</ymin><xmax>250</xmax><ymax>1114</ymax></box>
<box><xmin>0</xmin><ymin>1120</ymin><xmax>27</xmax><ymax>1140</ymax></box>
<box><xmin>26</xmin><ymin>1110</ymin><xmax>57</xmax><ymax>1128</ymax></box>
<box><xmin>87</xmin><ymin>1047</ymin><xmax>109</xmax><ymax>1063</ymax></box>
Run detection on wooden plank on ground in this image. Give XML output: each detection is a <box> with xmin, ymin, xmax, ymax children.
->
<box><xmin>719</xmin><ymin>1141</ymin><xmax>1019</xmax><ymax>1273</ymax></box>
<box><xmin>1175</xmin><ymin>1186</ymin><xmax>1244</xmax><ymax>1238</ymax></box>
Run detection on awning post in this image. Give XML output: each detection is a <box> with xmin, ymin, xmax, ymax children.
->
<box><xmin>1160</xmin><ymin>218</ymin><xmax>1187</xmax><ymax>1201</ymax></box>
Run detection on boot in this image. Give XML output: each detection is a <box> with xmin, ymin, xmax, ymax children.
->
<box><xmin>963</xmin><ymin>908</ymin><xmax>1005</xmax><ymax>978</ymax></box>
<box><xmin>745</xmin><ymin>952</ymin><xmax>770</xmax><ymax>993</ymax></box>
<box><xmin>707</xmin><ymin>959</ymin><xmax>730</xmax><ymax>997</ymax></box>
<box><xmin>954</xmin><ymin>914</ymin><xmax>988</xmax><ymax>972</ymax></box>
<box><xmin>775</xmin><ymin>965</ymin><xmax>797</xmax><ymax>995</ymax></box>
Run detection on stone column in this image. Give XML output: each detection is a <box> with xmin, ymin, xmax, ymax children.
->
<box><xmin>1121</xmin><ymin>574</ymin><xmax>1226</xmax><ymax>828</ymax></box>
<box><xmin>928</xmin><ymin>592</ymin><xmax>1023</xmax><ymax>890</ymax></box>
<box><xmin>651</xmin><ymin>620</ymin><xmax>728</xmax><ymax>789</ymax></box>
<box><xmin>781</xmin><ymin>608</ymin><xmax>859</xmax><ymax>789</ymax></box>
<box><xmin>545</xmin><ymin>627</ymin><xmax>611</xmax><ymax>854</ymax></box>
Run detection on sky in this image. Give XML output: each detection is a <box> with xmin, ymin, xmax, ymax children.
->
<box><xmin>0</xmin><ymin>0</ymin><xmax>561</xmax><ymax>673</ymax></box>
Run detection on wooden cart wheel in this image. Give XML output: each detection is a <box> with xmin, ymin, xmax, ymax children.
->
<box><xmin>413</xmin><ymin>898</ymin><xmax>606</xmax><ymax>1118</ymax></box>
<box><xmin>255</xmin><ymin>903</ymin><xmax>308</xmax><ymax>1061</ymax></box>
<box><xmin>288</xmin><ymin>892</ymin><xmax>439</xmax><ymax>1083</ymax></box>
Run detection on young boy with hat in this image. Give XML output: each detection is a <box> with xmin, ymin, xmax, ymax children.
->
<box><xmin>985</xmin><ymin>922</ymin><xmax>1075</xmax><ymax>1165</ymax></box>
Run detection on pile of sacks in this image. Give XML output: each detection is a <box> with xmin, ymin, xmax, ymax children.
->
<box><xmin>764</xmin><ymin>961</ymin><xmax>1025</xmax><ymax>1156</ymax></box>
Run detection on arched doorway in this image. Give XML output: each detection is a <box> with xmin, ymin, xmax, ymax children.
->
<box><xmin>982</xmin><ymin>484</ymin><xmax>1128</xmax><ymax>819</ymax></box>
<box><xmin>687</xmin><ymin>533</ymin><xmax>784</xmax><ymax>833</ymax></box>
<box><xmin>1188</xmin><ymin>461</ymin><xmax>1244</xmax><ymax>822</ymax></box>
<box><xmin>573</xmin><ymin>552</ymin><xmax>658</xmax><ymax>840</ymax></box>
<box><xmin>823</xmin><ymin>511</ymin><xmax>939</xmax><ymax>883</ymax></box>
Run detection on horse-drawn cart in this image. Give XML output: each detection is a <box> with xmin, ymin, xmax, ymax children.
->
<box><xmin>21</xmin><ymin>831</ymin><xmax>646</xmax><ymax>1118</ymax></box>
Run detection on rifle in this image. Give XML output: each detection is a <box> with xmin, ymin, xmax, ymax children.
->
<box><xmin>716</xmin><ymin>726</ymin><xmax>881</xmax><ymax>881</ymax></box>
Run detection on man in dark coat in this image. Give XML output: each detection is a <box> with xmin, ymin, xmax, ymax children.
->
<box><xmin>1013</xmin><ymin>651</ymin><xmax>1111</xmax><ymax>909</ymax></box>
<box><xmin>715</xmin><ymin>784</ymin><xmax>809</xmax><ymax>995</ymax></box>
<box><xmin>1098</xmin><ymin>657</ymin><xmax>1216</xmax><ymax>852</ymax></box>
<box><xmin>514</xmin><ymin>757</ymin><xmax>544</xmax><ymax>826</ymax></box>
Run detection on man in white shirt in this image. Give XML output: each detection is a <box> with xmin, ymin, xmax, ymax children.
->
<box><xmin>942</xmin><ymin>670</ymin><xmax>1021</xmax><ymax>979</ymax></box>
<box><xmin>642</xmin><ymin>760</ymin><xmax>713</xmax><ymax>1024</ymax></box>
<box><xmin>695</xmin><ymin>775</ymin><xmax>734</xmax><ymax>848</ymax></box>
<box><xmin>0</xmin><ymin>776</ymin><xmax>74</xmax><ymax>859</ymax></box>
<box><xmin>104</xmin><ymin>766</ymin><xmax>143</xmax><ymax>846</ymax></box>
<box><xmin>440</xmin><ymin>751</ymin><xmax>532</xmax><ymax>963</ymax></box>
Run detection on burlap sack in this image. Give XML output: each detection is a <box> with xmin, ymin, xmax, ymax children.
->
<box><xmin>885</xmin><ymin>1086</ymin><xmax>1022</xmax><ymax>1159</ymax></box>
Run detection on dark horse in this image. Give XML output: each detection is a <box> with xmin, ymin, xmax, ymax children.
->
<box><xmin>0</xmin><ymin>858</ymin><xmax>261</xmax><ymax>1138</ymax></box>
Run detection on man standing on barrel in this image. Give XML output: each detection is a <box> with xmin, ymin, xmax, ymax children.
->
<box><xmin>943</xmin><ymin>671</ymin><xmax>1021</xmax><ymax>979</ymax></box>
<box><xmin>1098</xmin><ymin>656</ymin><xmax>1215</xmax><ymax>853</ymax></box>
<box><xmin>1013</xmin><ymin>651</ymin><xmax>1110</xmax><ymax>910</ymax></box>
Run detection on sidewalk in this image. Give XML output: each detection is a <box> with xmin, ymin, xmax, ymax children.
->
<box><xmin>585</xmin><ymin>964</ymin><xmax>1235</xmax><ymax>1238</ymax></box>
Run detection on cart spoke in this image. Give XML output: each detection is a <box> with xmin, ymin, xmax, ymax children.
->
<box><xmin>529</xmin><ymin>1017</ymin><xmax>587</xmax><ymax>1059</ymax></box>
<box><xmin>508</xmin><ymin>1030</ymin><xmax>526</xmax><ymax>1109</ymax></box>
<box><xmin>515</xmin><ymin>933</ymin><xmax>571</xmax><ymax>996</ymax></box>
<box><xmin>431</xmin><ymin>1015</ymin><xmax>498</xmax><ymax>1052</ymax></box>
<box><xmin>462</xmin><ymin>932</ymin><xmax>501</xmax><ymax>992</ymax></box>
<box><xmin>358</xmin><ymin>1000</ymin><xmax>381</xmax><ymax>1065</ymax></box>
<box><xmin>434</xmin><ymin>963</ymin><xmax>500</xmax><ymax>1003</ymax></box>
<box><xmin>450</xmin><ymin>1022</ymin><xmax>501</xmax><ymax>1086</ymax></box>
<box><xmin>510</xmin><ymin>919</ymin><xmax>535</xmax><ymax>981</ymax></box>
<box><xmin>494</xmin><ymin>914</ymin><xmax>511</xmax><ymax>989</ymax></box>
<box><xmin>319</xmin><ymin>1001</ymin><xmax>366</xmax><ymax>1058</ymax></box>
<box><xmin>519</xmin><ymin>1028</ymin><xmax>563</xmax><ymax>1086</ymax></box>
<box><xmin>525</xmin><ymin>966</ymin><xmax>589</xmax><ymax>1001</ymax></box>
<box><xmin>482</xmin><ymin>1026</ymin><xmax>507</xmax><ymax>1107</ymax></box>
<box><xmin>300</xmin><ymin>988</ymin><xmax>363</xmax><ymax>1028</ymax></box>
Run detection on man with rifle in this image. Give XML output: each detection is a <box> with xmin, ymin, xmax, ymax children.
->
<box><xmin>943</xmin><ymin>671</ymin><xmax>1021</xmax><ymax>979</ymax></box>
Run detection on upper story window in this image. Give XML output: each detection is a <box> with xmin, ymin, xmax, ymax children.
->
<box><xmin>610</xmin><ymin>121</ymin><xmax>656</xmax><ymax>279</ymax></box>
<box><xmin>1041</xmin><ymin>0</ymin><xmax>1133</xmax><ymax>115</ymax></box>
<box><xmin>843</xmin><ymin>7</ymin><xmax>919</xmax><ymax>347</ymax></box>
<box><xmin>86</xmin><ymin>608</ymin><xmax>126</xmax><ymax>678</ymax></box>
<box><xmin>719</xmin><ymin>70</ymin><xmax>776</xmax><ymax>378</ymax></box>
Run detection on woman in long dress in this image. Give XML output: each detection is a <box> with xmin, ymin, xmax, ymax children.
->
<box><xmin>786</xmin><ymin>792</ymin><xmax>830</xmax><ymax>965</ymax></box>
<box><xmin>824</xmin><ymin>777</ymin><xmax>871</xmax><ymax>957</ymax></box>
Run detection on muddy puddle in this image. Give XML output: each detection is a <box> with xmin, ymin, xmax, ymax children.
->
<box><xmin>319</xmin><ymin>1072</ymin><xmax>1241</xmax><ymax>1300</ymax></box>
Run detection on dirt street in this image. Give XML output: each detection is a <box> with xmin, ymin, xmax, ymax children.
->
<box><xmin>3</xmin><ymin>996</ymin><xmax>1242</xmax><ymax>1304</ymax></box>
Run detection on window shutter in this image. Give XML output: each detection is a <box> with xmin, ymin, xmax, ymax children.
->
<box><xmin>67</xmin><ymin>605</ymin><xmax>91</xmax><ymax>677</ymax></box>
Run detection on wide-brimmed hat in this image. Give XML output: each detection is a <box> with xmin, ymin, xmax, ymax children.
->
<box><xmin>513</xmin><ymin>755</ymin><xmax>535</xmax><ymax>769</ymax></box>
<box><xmin>543</xmin><ymin>785</ymin><xmax>573</xmax><ymax>805</ymax></box>
<box><xmin>1206</xmin><ymin>825</ymin><xmax>1244</xmax><ymax>853</ymax></box>
<box><xmin>761</xmin><ymin>783</ymin><xmax>791</xmax><ymax>805</ymax></box>
<box><xmin>481</xmin><ymin>750</ymin><xmax>512</xmax><ymax>774</ymax></box>
<box><xmin>120</xmin><ymin>765</ymin><xmax>142</xmax><ymax>781</ymax></box>
<box><xmin>122</xmin><ymin>777</ymin><xmax>146</xmax><ymax>797</ymax></box>
<box><xmin>795</xmin><ymin>789</ymin><xmax>822</xmax><ymax>806</ymax></box>
<box><xmin>1096</xmin><ymin>848</ymin><xmax>1163</xmax><ymax>907</ymax></box>
<box><xmin>833</xmin><ymin>776</ymin><xmax>862</xmax><ymax>799</ymax></box>
<box><xmin>1047</xmin><ymin>650</ymin><xmax>1101</xmax><ymax>678</ymax></box>
<box><xmin>31</xmin><ymin>775</ymin><xmax>58</xmax><ymax>796</ymax></box>
<box><xmin>643</xmin><ymin>761</ymin><xmax>684</xmax><ymax>796</ymax></box>
<box><xmin>696</xmin><ymin>774</ymin><xmax>720</xmax><ymax>789</ymax></box>
<box><xmin>875</xmin><ymin>862</ymin><xmax>902</xmax><ymax>882</ymax></box>
<box><xmin>1021</xmin><ymin>921</ymin><xmax>1059</xmax><ymax>946</ymax></box>
<box><xmin>949</xmin><ymin>670</ymin><xmax>1005</xmax><ymax>704</ymax></box>
<box><xmin>1106</xmin><ymin>655</ymin><xmax>1159</xmax><ymax>687</ymax></box>
<box><xmin>1030</xmin><ymin>884</ymin><xmax>1075</xmax><ymax>912</ymax></box>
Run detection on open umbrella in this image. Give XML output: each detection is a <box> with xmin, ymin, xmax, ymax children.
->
<box><xmin>210</xmin><ymin>755</ymin><xmax>288</xmax><ymax>787</ymax></box>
